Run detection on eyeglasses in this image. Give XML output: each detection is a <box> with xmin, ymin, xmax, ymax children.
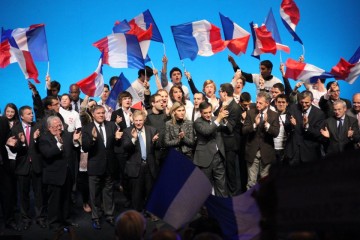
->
<box><xmin>51</xmin><ymin>102</ymin><xmax>60</xmax><ymax>106</ymax></box>
<box><xmin>330</xmin><ymin>90</ymin><xmax>340</xmax><ymax>93</ymax></box>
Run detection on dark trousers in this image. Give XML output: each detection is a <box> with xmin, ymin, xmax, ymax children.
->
<box><xmin>0</xmin><ymin>164</ymin><xmax>15</xmax><ymax>225</ymax></box>
<box><xmin>77</xmin><ymin>171</ymin><xmax>89</xmax><ymax>204</ymax></box>
<box><xmin>129</xmin><ymin>162</ymin><xmax>154</xmax><ymax>211</ymax></box>
<box><xmin>88</xmin><ymin>173</ymin><xmax>114</xmax><ymax>220</ymax></box>
<box><xmin>18</xmin><ymin>166</ymin><xmax>44</xmax><ymax>222</ymax></box>
<box><xmin>47</xmin><ymin>170</ymin><xmax>72</xmax><ymax>230</ymax></box>
<box><xmin>225</xmin><ymin>150</ymin><xmax>241</xmax><ymax>196</ymax></box>
<box><xmin>199</xmin><ymin>152</ymin><xmax>228</xmax><ymax>197</ymax></box>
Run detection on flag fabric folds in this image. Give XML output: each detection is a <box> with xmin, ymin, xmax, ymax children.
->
<box><xmin>205</xmin><ymin>186</ymin><xmax>261</xmax><ymax>240</ymax></box>
<box><xmin>219</xmin><ymin>13</ymin><xmax>250</xmax><ymax>55</ymax></box>
<box><xmin>106</xmin><ymin>72</ymin><xmax>143</xmax><ymax>110</ymax></box>
<box><xmin>250</xmin><ymin>22</ymin><xmax>277</xmax><ymax>59</ymax></box>
<box><xmin>77</xmin><ymin>57</ymin><xmax>104</xmax><ymax>97</ymax></box>
<box><xmin>0</xmin><ymin>38</ymin><xmax>39</xmax><ymax>83</ymax></box>
<box><xmin>1</xmin><ymin>24</ymin><xmax>49</xmax><ymax>61</ymax></box>
<box><xmin>171</xmin><ymin>20</ymin><xmax>228</xmax><ymax>60</ymax></box>
<box><xmin>265</xmin><ymin>8</ymin><xmax>290</xmax><ymax>54</ymax></box>
<box><xmin>93</xmin><ymin>33</ymin><xmax>145</xmax><ymax>69</ymax></box>
<box><xmin>280</xmin><ymin>0</ymin><xmax>303</xmax><ymax>44</ymax></box>
<box><xmin>331</xmin><ymin>46</ymin><xmax>360</xmax><ymax>84</ymax></box>
<box><xmin>130</xmin><ymin>9</ymin><xmax>163</xmax><ymax>43</ymax></box>
<box><xmin>146</xmin><ymin>149</ymin><xmax>212</xmax><ymax>229</ymax></box>
<box><xmin>285</xmin><ymin>58</ymin><xmax>334</xmax><ymax>83</ymax></box>
<box><xmin>113</xmin><ymin>20</ymin><xmax>131</xmax><ymax>34</ymax></box>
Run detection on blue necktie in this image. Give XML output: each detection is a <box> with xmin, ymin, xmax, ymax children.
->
<box><xmin>138</xmin><ymin>131</ymin><xmax>146</xmax><ymax>160</ymax></box>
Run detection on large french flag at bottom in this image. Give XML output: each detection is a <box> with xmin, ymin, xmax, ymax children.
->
<box><xmin>285</xmin><ymin>58</ymin><xmax>334</xmax><ymax>83</ymax></box>
<box><xmin>205</xmin><ymin>186</ymin><xmax>261</xmax><ymax>240</ymax></box>
<box><xmin>106</xmin><ymin>72</ymin><xmax>142</xmax><ymax>110</ymax></box>
<box><xmin>331</xmin><ymin>46</ymin><xmax>360</xmax><ymax>84</ymax></box>
<box><xmin>0</xmin><ymin>39</ymin><xmax>39</xmax><ymax>83</ymax></box>
<box><xmin>77</xmin><ymin>57</ymin><xmax>104</xmax><ymax>97</ymax></box>
<box><xmin>171</xmin><ymin>20</ymin><xmax>228</xmax><ymax>60</ymax></box>
<box><xmin>146</xmin><ymin>149</ymin><xmax>212</xmax><ymax>229</ymax></box>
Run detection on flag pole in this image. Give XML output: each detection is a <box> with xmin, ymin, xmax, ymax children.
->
<box><xmin>181</xmin><ymin>60</ymin><xmax>187</xmax><ymax>72</ymax></box>
<box><xmin>279</xmin><ymin>52</ymin><xmax>283</xmax><ymax>64</ymax></box>
<box><xmin>302</xmin><ymin>44</ymin><xmax>306</xmax><ymax>59</ymax></box>
<box><xmin>163</xmin><ymin>43</ymin><xmax>166</xmax><ymax>56</ymax></box>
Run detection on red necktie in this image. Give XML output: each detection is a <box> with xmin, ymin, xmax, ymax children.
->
<box><xmin>25</xmin><ymin>125</ymin><xmax>30</xmax><ymax>145</ymax></box>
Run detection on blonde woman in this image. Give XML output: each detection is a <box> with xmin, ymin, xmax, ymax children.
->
<box><xmin>164</xmin><ymin>102</ymin><xmax>194</xmax><ymax>159</ymax></box>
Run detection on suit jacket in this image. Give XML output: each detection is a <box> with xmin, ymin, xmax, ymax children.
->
<box><xmin>319</xmin><ymin>96</ymin><xmax>352</xmax><ymax>118</ymax></box>
<box><xmin>242</xmin><ymin>108</ymin><xmax>280</xmax><ymax>164</ymax></box>
<box><xmin>10</xmin><ymin>122</ymin><xmax>43</xmax><ymax>175</ymax></box>
<box><xmin>82</xmin><ymin>121</ymin><xmax>119</xmax><ymax>176</ymax></box>
<box><xmin>39</xmin><ymin>131</ymin><xmax>76</xmax><ymax>186</ymax></box>
<box><xmin>284</xmin><ymin>103</ymin><xmax>325</xmax><ymax>164</ymax></box>
<box><xmin>110</xmin><ymin>108</ymin><xmax>135</xmax><ymax>131</ymax></box>
<box><xmin>193</xmin><ymin>117</ymin><xmax>225</xmax><ymax>168</ymax></box>
<box><xmin>122</xmin><ymin>126</ymin><xmax>159</xmax><ymax>178</ymax></box>
<box><xmin>164</xmin><ymin>120</ymin><xmax>195</xmax><ymax>158</ymax></box>
<box><xmin>322</xmin><ymin>115</ymin><xmax>360</xmax><ymax>155</ymax></box>
<box><xmin>0</xmin><ymin>117</ymin><xmax>10</xmax><ymax>167</ymax></box>
<box><xmin>215</xmin><ymin>99</ymin><xmax>242</xmax><ymax>152</ymax></box>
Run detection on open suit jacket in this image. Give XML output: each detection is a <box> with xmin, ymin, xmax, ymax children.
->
<box><xmin>82</xmin><ymin>121</ymin><xmax>119</xmax><ymax>176</ymax></box>
<box><xmin>39</xmin><ymin>131</ymin><xmax>75</xmax><ymax>186</ymax></box>
<box><xmin>122</xmin><ymin>125</ymin><xmax>159</xmax><ymax>179</ymax></box>
<box><xmin>242</xmin><ymin>108</ymin><xmax>280</xmax><ymax>164</ymax></box>
<box><xmin>10</xmin><ymin>122</ymin><xmax>43</xmax><ymax>175</ymax></box>
<box><xmin>193</xmin><ymin>117</ymin><xmax>226</xmax><ymax>168</ymax></box>
<box><xmin>322</xmin><ymin>115</ymin><xmax>360</xmax><ymax>156</ymax></box>
<box><xmin>284</xmin><ymin>103</ymin><xmax>325</xmax><ymax>164</ymax></box>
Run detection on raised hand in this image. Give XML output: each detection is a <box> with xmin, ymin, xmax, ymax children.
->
<box><xmin>73</xmin><ymin>130</ymin><xmax>81</xmax><ymax>142</ymax></box>
<box><xmin>33</xmin><ymin>129</ymin><xmax>40</xmax><ymax>140</ymax></box>
<box><xmin>6</xmin><ymin>136</ymin><xmax>18</xmax><ymax>147</ymax></box>
<box><xmin>18</xmin><ymin>132</ymin><xmax>26</xmax><ymax>143</ymax></box>
<box><xmin>320</xmin><ymin>127</ymin><xmax>330</xmax><ymax>138</ymax></box>
<box><xmin>348</xmin><ymin>127</ymin><xmax>354</xmax><ymax>138</ymax></box>
<box><xmin>131</xmin><ymin>128</ymin><xmax>138</xmax><ymax>139</ymax></box>
<box><xmin>184</xmin><ymin>71</ymin><xmax>191</xmax><ymax>80</ymax></box>
<box><xmin>115</xmin><ymin>129</ymin><xmax>123</xmax><ymax>140</ymax></box>
<box><xmin>152</xmin><ymin>133</ymin><xmax>159</xmax><ymax>142</ymax></box>
<box><xmin>290</xmin><ymin>115</ymin><xmax>297</xmax><ymax>126</ymax></box>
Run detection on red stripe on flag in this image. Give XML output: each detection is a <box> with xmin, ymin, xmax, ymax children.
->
<box><xmin>284</xmin><ymin>58</ymin><xmax>306</xmax><ymax>80</ymax></box>
<box><xmin>22</xmin><ymin>51</ymin><xmax>39</xmax><ymax>83</ymax></box>
<box><xmin>0</xmin><ymin>40</ymin><xmax>12</xmax><ymax>68</ymax></box>
<box><xmin>209</xmin><ymin>24</ymin><xmax>228</xmax><ymax>54</ymax></box>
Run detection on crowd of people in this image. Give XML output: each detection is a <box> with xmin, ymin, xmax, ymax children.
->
<box><xmin>0</xmin><ymin>55</ymin><xmax>359</xmax><ymax>239</ymax></box>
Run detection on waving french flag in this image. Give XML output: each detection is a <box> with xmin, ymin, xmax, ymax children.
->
<box><xmin>113</xmin><ymin>19</ymin><xmax>131</xmax><ymax>34</ymax></box>
<box><xmin>219</xmin><ymin>13</ymin><xmax>250</xmax><ymax>55</ymax></box>
<box><xmin>331</xmin><ymin>46</ymin><xmax>360</xmax><ymax>84</ymax></box>
<box><xmin>106</xmin><ymin>72</ymin><xmax>143</xmax><ymax>110</ymax></box>
<box><xmin>250</xmin><ymin>22</ymin><xmax>277</xmax><ymax>59</ymax></box>
<box><xmin>265</xmin><ymin>8</ymin><xmax>290</xmax><ymax>54</ymax></box>
<box><xmin>130</xmin><ymin>9</ymin><xmax>163</xmax><ymax>43</ymax></box>
<box><xmin>280</xmin><ymin>0</ymin><xmax>303</xmax><ymax>44</ymax></box>
<box><xmin>285</xmin><ymin>58</ymin><xmax>334</xmax><ymax>83</ymax></box>
<box><xmin>1</xmin><ymin>24</ymin><xmax>49</xmax><ymax>61</ymax></box>
<box><xmin>93</xmin><ymin>33</ymin><xmax>145</xmax><ymax>69</ymax></box>
<box><xmin>171</xmin><ymin>20</ymin><xmax>228</xmax><ymax>60</ymax></box>
<box><xmin>77</xmin><ymin>56</ymin><xmax>104</xmax><ymax>97</ymax></box>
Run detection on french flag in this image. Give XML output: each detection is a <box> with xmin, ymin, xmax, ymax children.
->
<box><xmin>93</xmin><ymin>33</ymin><xmax>145</xmax><ymax>69</ymax></box>
<box><xmin>130</xmin><ymin>9</ymin><xmax>163</xmax><ymax>43</ymax></box>
<box><xmin>171</xmin><ymin>20</ymin><xmax>228</xmax><ymax>60</ymax></box>
<box><xmin>146</xmin><ymin>149</ymin><xmax>212</xmax><ymax>229</ymax></box>
<box><xmin>331</xmin><ymin>46</ymin><xmax>360</xmax><ymax>84</ymax></box>
<box><xmin>205</xmin><ymin>186</ymin><xmax>261</xmax><ymax>240</ymax></box>
<box><xmin>285</xmin><ymin>58</ymin><xmax>334</xmax><ymax>83</ymax></box>
<box><xmin>219</xmin><ymin>13</ymin><xmax>250</xmax><ymax>55</ymax></box>
<box><xmin>113</xmin><ymin>19</ymin><xmax>131</xmax><ymax>34</ymax></box>
<box><xmin>76</xmin><ymin>56</ymin><xmax>104</xmax><ymax>97</ymax></box>
<box><xmin>1</xmin><ymin>24</ymin><xmax>49</xmax><ymax>61</ymax></box>
<box><xmin>280</xmin><ymin>0</ymin><xmax>303</xmax><ymax>45</ymax></box>
<box><xmin>265</xmin><ymin>8</ymin><xmax>290</xmax><ymax>54</ymax></box>
<box><xmin>106</xmin><ymin>72</ymin><xmax>143</xmax><ymax>110</ymax></box>
<box><xmin>0</xmin><ymin>36</ymin><xmax>39</xmax><ymax>83</ymax></box>
<box><xmin>250</xmin><ymin>22</ymin><xmax>277</xmax><ymax>59</ymax></box>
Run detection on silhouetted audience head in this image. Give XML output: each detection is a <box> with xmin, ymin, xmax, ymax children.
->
<box><xmin>151</xmin><ymin>229</ymin><xmax>181</xmax><ymax>240</ymax></box>
<box><xmin>115</xmin><ymin>210</ymin><xmax>146</xmax><ymax>240</ymax></box>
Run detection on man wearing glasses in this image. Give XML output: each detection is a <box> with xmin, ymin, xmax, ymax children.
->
<box><xmin>319</xmin><ymin>81</ymin><xmax>351</xmax><ymax>118</ymax></box>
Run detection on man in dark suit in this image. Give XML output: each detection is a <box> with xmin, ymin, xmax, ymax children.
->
<box><xmin>39</xmin><ymin>116</ymin><xmax>81</xmax><ymax>232</ymax></box>
<box><xmin>347</xmin><ymin>93</ymin><xmax>360</xmax><ymax>149</ymax></box>
<box><xmin>82</xmin><ymin>105</ymin><xmax>122</xmax><ymax>229</ymax></box>
<box><xmin>122</xmin><ymin>110</ymin><xmax>159</xmax><ymax>212</ymax></box>
<box><xmin>69</xmin><ymin>84</ymin><xmax>83</xmax><ymax>113</ymax></box>
<box><xmin>242</xmin><ymin>92</ymin><xmax>280</xmax><ymax>189</ymax></box>
<box><xmin>216</xmin><ymin>83</ymin><xmax>242</xmax><ymax>195</ymax></box>
<box><xmin>321</xmin><ymin>100</ymin><xmax>360</xmax><ymax>156</ymax></box>
<box><xmin>319</xmin><ymin>81</ymin><xmax>351</xmax><ymax>118</ymax></box>
<box><xmin>1</xmin><ymin>116</ymin><xmax>19</xmax><ymax>231</ymax></box>
<box><xmin>9</xmin><ymin>106</ymin><xmax>46</xmax><ymax>230</ymax></box>
<box><xmin>284</xmin><ymin>90</ymin><xmax>326</xmax><ymax>165</ymax></box>
<box><xmin>193</xmin><ymin>101</ymin><xmax>228</xmax><ymax>197</ymax></box>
